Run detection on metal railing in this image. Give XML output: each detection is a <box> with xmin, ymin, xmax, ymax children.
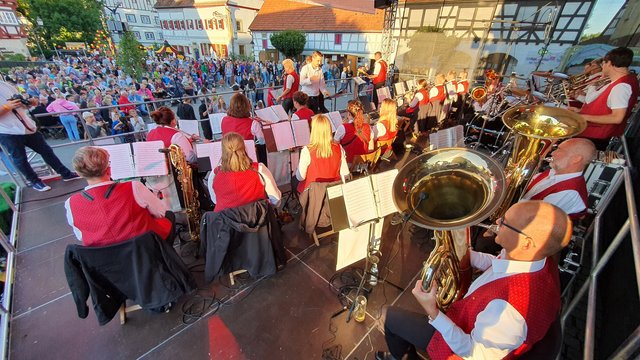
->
<box><xmin>560</xmin><ymin>162</ymin><xmax>640</xmax><ymax>359</ymax></box>
<box><xmin>0</xmin><ymin>186</ymin><xmax>20</xmax><ymax>359</ymax></box>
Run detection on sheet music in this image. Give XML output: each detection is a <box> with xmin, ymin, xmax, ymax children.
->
<box><xmin>272</xmin><ymin>105</ymin><xmax>289</xmax><ymax>121</ymax></box>
<box><xmin>371</xmin><ymin>169</ymin><xmax>399</xmax><ymax>218</ymax></box>
<box><xmin>394</xmin><ymin>82</ymin><xmax>406</xmax><ymax>96</ymax></box>
<box><xmin>377</xmin><ymin>86</ymin><xmax>391</xmax><ymax>103</ymax></box>
<box><xmin>208</xmin><ymin>113</ymin><xmax>225</xmax><ymax>134</ymax></box>
<box><xmin>291</xmin><ymin>120</ymin><xmax>310</xmax><ymax>147</ymax></box>
<box><xmin>342</xmin><ymin>177</ymin><xmax>378</xmax><ymax>228</ymax></box>
<box><xmin>336</xmin><ymin>224</ymin><xmax>371</xmax><ymax>271</ymax></box>
<box><xmin>255</xmin><ymin>107</ymin><xmax>279</xmax><ymax>123</ymax></box>
<box><xmin>197</xmin><ymin>140</ymin><xmax>257</xmax><ymax>169</ymax></box>
<box><xmin>406</xmin><ymin>79</ymin><xmax>417</xmax><ymax>90</ymax></box>
<box><xmin>93</xmin><ymin>138</ymin><xmax>116</xmax><ymax>146</ymax></box>
<box><xmin>132</xmin><ymin>141</ymin><xmax>168</xmax><ymax>177</ymax></box>
<box><xmin>428</xmin><ymin>125</ymin><xmax>465</xmax><ymax>150</ymax></box>
<box><xmin>354</xmin><ymin>77</ymin><xmax>366</xmax><ymax>85</ymax></box>
<box><xmin>99</xmin><ymin>143</ymin><xmax>135</xmax><ymax>180</ymax></box>
<box><xmin>271</xmin><ymin>88</ymin><xmax>284</xmax><ymax>100</ymax></box>
<box><xmin>271</xmin><ymin>122</ymin><xmax>296</xmax><ymax>151</ymax></box>
<box><xmin>178</xmin><ymin>120</ymin><xmax>199</xmax><ymax>136</ymax></box>
<box><xmin>327</xmin><ymin>111</ymin><xmax>343</xmax><ymax>132</ymax></box>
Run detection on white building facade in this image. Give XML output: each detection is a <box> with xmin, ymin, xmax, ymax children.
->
<box><xmin>0</xmin><ymin>0</ymin><xmax>29</xmax><ymax>57</ymax></box>
<box><xmin>155</xmin><ymin>0</ymin><xmax>262</xmax><ymax>59</ymax></box>
<box><xmin>103</xmin><ymin>0</ymin><xmax>163</xmax><ymax>46</ymax></box>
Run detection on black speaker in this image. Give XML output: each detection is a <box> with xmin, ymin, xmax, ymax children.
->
<box><xmin>374</xmin><ymin>0</ymin><xmax>392</xmax><ymax>9</ymax></box>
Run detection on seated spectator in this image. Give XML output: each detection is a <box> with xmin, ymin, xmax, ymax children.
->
<box><xmin>207</xmin><ymin>132</ymin><xmax>280</xmax><ymax>212</ymax></box>
<box><xmin>128</xmin><ymin>109</ymin><xmax>146</xmax><ymax>141</ymax></box>
<box><xmin>64</xmin><ymin>146</ymin><xmax>173</xmax><ymax>247</ymax></box>
<box><xmin>81</xmin><ymin>112</ymin><xmax>106</xmax><ymax>139</ymax></box>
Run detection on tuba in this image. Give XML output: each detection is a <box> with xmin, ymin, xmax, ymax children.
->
<box><xmin>392</xmin><ymin>148</ymin><xmax>506</xmax><ymax>310</ymax></box>
<box><xmin>490</xmin><ymin>105</ymin><xmax>587</xmax><ymax>221</ymax></box>
<box><xmin>164</xmin><ymin>144</ymin><xmax>201</xmax><ymax>242</ymax></box>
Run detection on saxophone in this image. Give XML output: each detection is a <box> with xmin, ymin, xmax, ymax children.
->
<box><xmin>165</xmin><ymin>144</ymin><xmax>201</xmax><ymax>242</ymax></box>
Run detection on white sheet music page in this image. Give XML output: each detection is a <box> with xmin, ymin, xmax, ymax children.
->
<box><xmin>377</xmin><ymin>87</ymin><xmax>391</xmax><ymax>103</ymax></box>
<box><xmin>342</xmin><ymin>176</ymin><xmax>378</xmax><ymax>227</ymax></box>
<box><xmin>327</xmin><ymin>111</ymin><xmax>343</xmax><ymax>132</ymax></box>
<box><xmin>271</xmin><ymin>105</ymin><xmax>290</xmax><ymax>122</ymax></box>
<box><xmin>429</xmin><ymin>125</ymin><xmax>464</xmax><ymax>149</ymax></box>
<box><xmin>132</xmin><ymin>141</ymin><xmax>168</xmax><ymax>177</ymax></box>
<box><xmin>371</xmin><ymin>169</ymin><xmax>399</xmax><ymax>218</ymax></box>
<box><xmin>291</xmin><ymin>120</ymin><xmax>310</xmax><ymax>147</ymax></box>
<box><xmin>244</xmin><ymin>140</ymin><xmax>258</xmax><ymax>162</ymax></box>
<box><xmin>99</xmin><ymin>143</ymin><xmax>135</xmax><ymax>180</ymax></box>
<box><xmin>208</xmin><ymin>113</ymin><xmax>225</xmax><ymax>134</ymax></box>
<box><xmin>178</xmin><ymin>120</ymin><xmax>199</xmax><ymax>136</ymax></box>
<box><xmin>336</xmin><ymin>224</ymin><xmax>371</xmax><ymax>271</ymax></box>
<box><xmin>195</xmin><ymin>142</ymin><xmax>213</xmax><ymax>165</ymax></box>
<box><xmin>255</xmin><ymin>107</ymin><xmax>279</xmax><ymax>123</ymax></box>
<box><xmin>271</xmin><ymin>122</ymin><xmax>296</xmax><ymax>151</ymax></box>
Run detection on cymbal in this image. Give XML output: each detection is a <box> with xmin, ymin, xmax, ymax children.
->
<box><xmin>552</xmin><ymin>72</ymin><xmax>569</xmax><ymax>80</ymax></box>
<box><xmin>531</xmin><ymin>71</ymin><xmax>569</xmax><ymax>80</ymax></box>
<box><xmin>510</xmin><ymin>75</ymin><xmax>529</xmax><ymax>81</ymax></box>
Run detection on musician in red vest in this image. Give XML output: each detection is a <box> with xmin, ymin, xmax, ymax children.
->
<box><xmin>334</xmin><ymin>100</ymin><xmax>378</xmax><ymax>164</ymax></box>
<box><xmin>569</xmin><ymin>47</ymin><xmax>640</xmax><ymax>150</ymax></box>
<box><xmin>457</xmin><ymin>70</ymin><xmax>470</xmax><ymax>96</ymax></box>
<box><xmin>208</xmin><ymin>132</ymin><xmax>280</xmax><ymax>212</ymax></box>
<box><xmin>65</xmin><ymin>146</ymin><xmax>173</xmax><ymax>247</ymax></box>
<box><xmin>399</xmin><ymin>79</ymin><xmax>429</xmax><ymax>135</ymax></box>
<box><xmin>291</xmin><ymin>91</ymin><xmax>315</xmax><ymax>128</ymax></box>
<box><xmin>276</xmin><ymin>59</ymin><xmax>299</xmax><ymax>115</ymax></box>
<box><xmin>147</xmin><ymin>106</ymin><xmax>197</xmax><ymax>163</ymax></box>
<box><xmin>296</xmin><ymin>114</ymin><xmax>349</xmax><ymax>193</ymax></box>
<box><xmin>221</xmin><ymin>93</ymin><xmax>262</xmax><ymax>142</ymax></box>
<box><xmin>376</xmin><ymin>201</ymin><xmax>572</xmax><ymax>360</ymax></box>
<box><xmin>369</xmin><ymin>51</ymin><xmax>388</xmax><ymax>109</ymax></box>
<box><xmin>520</xmin><ymin>138</ymin><xmax>595</xmax><ymax>220</ymax></box>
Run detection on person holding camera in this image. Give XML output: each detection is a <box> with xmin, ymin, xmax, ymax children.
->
<box><xmin>0</xmin><ymin>80</ymin><xmax>79</xmax><ymax>191</ymax></box>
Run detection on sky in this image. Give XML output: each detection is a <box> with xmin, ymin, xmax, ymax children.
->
<box><xmin>582</xmin><ymin>0</ymin><xmax>627</xmax><ymax>35</ymax></box>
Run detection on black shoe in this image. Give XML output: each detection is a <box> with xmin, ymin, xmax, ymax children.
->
<box><xmin>375</xmin><ymin>351</ymin><xmax>397</xmax><ymax>360</ymax></box>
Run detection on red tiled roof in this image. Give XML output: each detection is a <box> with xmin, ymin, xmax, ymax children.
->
<box><xmin>249</xmin><ymin>0</ymin><xmax>384</xmax><ymax>32</ymax></box>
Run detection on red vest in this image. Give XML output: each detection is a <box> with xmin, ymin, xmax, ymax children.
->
<box><xmin>213</xmin><ymin>163</ymin><xmax>266</xmax><ymax>212</ymax></box>
<box><xmin>340</xmin><ymin>123</ymin><xmax>371</xmax><ymax>163</ymax></box>
<box><xmin>297</xmin><ymin>143</ymin><xmax>342</xmax><ymax>193</ymax></box>
<box><xmin>377</xmin><ymin>119</ymin><xmax>398</xmax><ymax>142</ymax></box>
<box><xmin>579</xmin><ymin>74</ymin><xmax>639</xmax><ymax>139</ymax></box>
<box><xmin>68</xmin><ymin>182</ymin><xmax>172</xmax><ymax>247</ymax></box>
<box><xmin>221</xmin><ymin>116</ymin><xmax>254</xmax><ymax>140</ymax></box>
<box><xmin>431</xmin><ymin>85</ymin><xmax>446</xmax><ymax>103</ymax></box>
<box><xmin>418</xmin><ymin>88</ymin><xmax>430</xmax><ymax>106</ymax></box>
<box><xmin>458</xmin><ymin>80</ymin><xmax>469</xmax><ymax>94</ymax></box>
<box><xmin>283</xmin><ymin>72</ymin><xmax>300</xmax><ymax>99</ymax></box>
<box><xmin>147</xmin><ymin>126</ymin><xmax>179</xmax><ymax>148</ymax></box>
<box><xmin>294</xmin><ymin>107</ymin><xmax>315</xmax><ymax>127</ymax></box>
<box><xmin>526</xmin><ymin>169</ymin><xmax>588</xmax><ymax>220</ymax></box>
<box><xmin>427</xmin><ymin>258</ymin><xmax>561</xmax><ymax>360</ymax></box>
<box><xmin>373</xmin><ymin>60</ymin><xmax>388</xmax><ymax>85</ymax></box>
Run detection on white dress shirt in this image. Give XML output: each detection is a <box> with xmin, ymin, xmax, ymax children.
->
<box><xmin>429</xmin><ymin>249</ymin><xmax>547</xmax><ymax>359</ymax></box>
<box><xmin>299</xmin><ymin>63</ymin><xmax>328</xmax><ymax>97</ymax></box>
<box><xmin>584</xmin><ymin>81</ymin><xmax>632</xmax><ymax>109</ymax></box>
<box><xmin>65</xmin><ymin>180</ymin><xmax>168</xmax><ymax>242</ymax></box>
<box><xmin>0</xmin><ymin>82</ymin><xmax>37</xmax><ymax>135</ymax></box>
<box><xmin>520</xmin><ymin>169</ymin><xmax>586</xmax><ymax>215</ymax></box>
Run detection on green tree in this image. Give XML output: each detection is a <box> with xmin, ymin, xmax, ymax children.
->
<box><xmin>116</xmin><ymin>32</ymin><xmax>146</xmax><ymax>79</ymax></box>
<box><xmin>270</xmin><ymin>30</ymin><xmax>306</xmax><ymax>58</ymax></box>
<box><xmin>17</xmin><ymin>0</ymin><xmax>103</xmax><ymax>49</ymax></box>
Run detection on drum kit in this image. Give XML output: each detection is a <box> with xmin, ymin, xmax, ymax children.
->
<box><xmin>464</xmin><ymin>69</ymin><xmax>576</xmax><ymax>153</ymax></box>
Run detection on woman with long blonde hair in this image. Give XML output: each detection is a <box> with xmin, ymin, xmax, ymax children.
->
<box><xmin>208</xmin><ymin>132</ymin><xmax>280</xmax><ymax>212</ymax></box>
<box><xmin>376</xmin><ymin>98</ymin><xmax>398</xmax><ymax>142</ymax></box>
<box><xmin>296</xmin><ymin>115</ymin><xmax>349</xmax><ymax>193</ymax></box>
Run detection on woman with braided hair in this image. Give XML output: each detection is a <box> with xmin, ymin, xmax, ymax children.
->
<box><xmin>207</xmin><ymin>132</ymin><xmax>280</xmax><ymax>212</ymax></box>
<box><xmin>334</xmin><ymin>100</ymin><xmax>379</xmax><ymax>164</ymax></box>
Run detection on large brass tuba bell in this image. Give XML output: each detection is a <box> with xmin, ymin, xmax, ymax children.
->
<box><xmin>392</xmin><ymin>148</ymin><xmax>506</xmax><ymax>310</ymax></box>
<box><xmin>491</xmin><ymin>105</ymin><xmax>587</xmax><ymax>221</ymax></box>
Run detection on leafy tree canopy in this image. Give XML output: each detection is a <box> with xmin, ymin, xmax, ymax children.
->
<box><xmin>116</xmin><ymin>32</ymin><xmax>146</xmax><ymax>79</ymax></box>
<box><xmin>17</xmin><ymin>0</ymin><xmax>103</xmax><ymax>48</ymax></box>
<box><xmin>270</xmin><ymin>30</ymin><xmax>306</xmax><ymax>58</ymax></box>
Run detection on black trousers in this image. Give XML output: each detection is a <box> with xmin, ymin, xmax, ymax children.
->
<box><xmin>308</xmin><ymin>95</ymin><xmax>321</xmax><ymax>114</ymax></box>
<box><xmin>282</xmin><ymin>98</ymin><xmax>294</xmax><ymax>115</ymax></box>
<box><xmin>373</xmin><ymin>81</ymin><xmax>385</xmax><ymax>109</ymax></box>
<box><xmin>384</xmin><ymin>307</ymin><xmax>436</xmax><ymax>359</ymax></box>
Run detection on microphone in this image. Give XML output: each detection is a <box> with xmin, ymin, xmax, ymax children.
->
<box><xmin>403</xmin><ymin>192</ymin><xmax>429</xmax><ymax>223</ymax></box>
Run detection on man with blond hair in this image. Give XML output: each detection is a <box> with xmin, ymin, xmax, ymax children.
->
<box><xmin>377</xmin><ymin>201</ymin><xmax>571</xmax><ymax>360</ymax></box>
<box><xmin>276</xmin><ymin>58</ymin><xmax>299</xmax><ymax>114</ymax></box>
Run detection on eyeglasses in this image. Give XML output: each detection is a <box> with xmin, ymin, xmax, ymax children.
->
<box><xmin>476</xmin><ymin>217</ymin><xmax>536</xmax><ymax>248</ymax></box>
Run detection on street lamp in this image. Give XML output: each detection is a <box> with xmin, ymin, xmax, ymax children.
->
<box><xmin>34</xmin><ymin>17</ymin><xmax>45</xmax><ymax>59</ymax></box>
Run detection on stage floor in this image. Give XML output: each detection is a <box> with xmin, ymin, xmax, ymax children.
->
<box><xmin>8</xmin><ymin>153</ymin><xmax>433</xmax><ymax>359</ymax></box>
